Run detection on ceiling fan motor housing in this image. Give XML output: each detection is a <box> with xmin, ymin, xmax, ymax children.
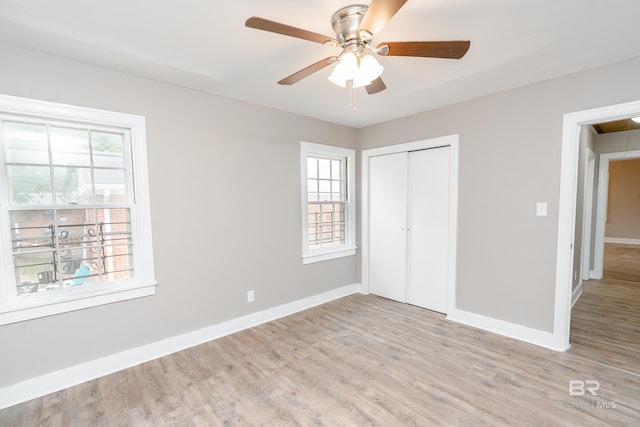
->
<box><xmin>331</xmin><ymin>5</ymin><xmax>370</xmax><ymax>45</ymax></box>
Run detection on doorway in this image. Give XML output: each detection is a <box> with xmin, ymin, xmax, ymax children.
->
<box><xmin>593</xmin><ymin>153</ymin><xmax>640</xmax><ymax>279</ymax></box>
<box><xmin>569</xmin><ymin>130</ymin><xmax>640</xmax><ymax>371</ymax></box>
<box><xmin>555</xmin><ymin>100</ymin><xmax>640</xmax><ymax>351</ymax></box>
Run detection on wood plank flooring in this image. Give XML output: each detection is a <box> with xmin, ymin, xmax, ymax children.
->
<box><xmin>570</xmin><ymin>279</ymin><xmax>640</xmax><ymax>376</ymax></box>
<box><xmin>603</xmin><ymin>243</ymin><xmax>640</xmax><ymax>283</ymax></box>
<box><xmin>2</xmin><ymin>286</ymin><xmax>639</xmax><ymax>426</ymax></box>
<box><xmin>571</xmin><ymin>242</ymin><xmax>640</xmax><ymax>381</ymax></box>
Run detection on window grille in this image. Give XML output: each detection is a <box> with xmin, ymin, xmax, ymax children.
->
<box><xmin>300</xmin><ymin>142</ymin><xmax>355</xmax><ymax>264</ymax></box>
<box><xmin>0</xmin><ymin>94</ymin><xmax>156</xmax><ymax>325</ymax></box>
<box><xmin>306</xmin><ymin>155</ymin><xmax>346</xmax><ymax>249</ymax></box>
<box><xmin>2</xmin><ymin>119</ymin><xmax>134</xmax><ymax>295</ymax></box>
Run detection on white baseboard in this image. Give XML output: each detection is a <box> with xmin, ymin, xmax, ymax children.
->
<box><xmin>446</xmin><ymin>308</ymin><xmax>566</xmax><ymax>352</ymax></box>
<box><xmin>571</xmin><ymin>282</ymin><xmax>583</xmax><ymax>308</ymax></box>
<box><xmin>0</xmin><ymin>283</ymin><xmax>362</xmax><ymax>410</ymax></box>
<box><xmin>604</xmin><ymin>237</ymin><xmax>640</xmax><ymax>246</ymax></box>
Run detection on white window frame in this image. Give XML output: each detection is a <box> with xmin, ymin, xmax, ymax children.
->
<box><xmin>0</xmin><ymin>94</ymin><xmax>156</xmax><ymax>325</ymax></box>
<box><xmin>300</xmin><ymin>142</ymin><xmax>356</xmax><ymax>264</ymax></box>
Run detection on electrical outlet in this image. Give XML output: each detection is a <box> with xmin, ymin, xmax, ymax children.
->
<box><xmin>247</xmin><ymin>290</ymin><xmax>255</xmax><ymax>303</ymax></box>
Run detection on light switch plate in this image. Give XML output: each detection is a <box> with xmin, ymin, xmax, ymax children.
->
<box><xmin>536</xmin><ymin>202</ymin><xmax>548</xmax><ymax>217</ymax></box>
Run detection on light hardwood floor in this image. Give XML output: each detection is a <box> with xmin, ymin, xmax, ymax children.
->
<box><xmin>2</xmin><ymin>284</ymin><xmax>639</xmax><ymax>426</ymax></box>
<box><xmin>569</xmin><ymin>242</ymin><xmax>640</xmax><ymax>389</ymax></box>
<box><xmin>603</xmin><ymin>243</ymin><xmax>640</xmax><ymax>283</ymax></box>
<box><xmin>570</xmin><ymin>278</ymin><xmax>640</xmax><ymax>376</ymax></box>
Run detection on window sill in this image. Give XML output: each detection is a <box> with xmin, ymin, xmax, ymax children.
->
<box><xmin>302</xmin><ymin>247</ymin><xmax>357</xmax><ymax>264</ymax></box>
<box><xmin>0</xmin><ymin>281</ymin><xmax>157</xmax><ymax>325</ymax></box>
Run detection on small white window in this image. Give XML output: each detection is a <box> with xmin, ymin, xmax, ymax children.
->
<box><xmin>0</xmin><ymin>94</ymin><xmax>156</xmax><ymax>325</ymax></box>
<box><xmin>301</xmin><ymin>142</ymin><xmax>356</xmax><ymax>264</ymax></box>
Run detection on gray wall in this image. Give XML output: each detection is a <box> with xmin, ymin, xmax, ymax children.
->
<box><xmin>595</xmin><ymin>128</ymin><xmax>640</xmax><ymax>155</ymax></box>
<box><xmin>356</xmin><ymin>55</ymin><xmax>640</xmax><ymax>332</ymax></box>
<box><xmin>606</xmin><ymin>159</ymin><xmax>640</xmax><ymax>239</ymax></box>
<box><xmin>0</xmin><ymin>44</ymin><xmax>357</xmax><ymax>387</ymax></box>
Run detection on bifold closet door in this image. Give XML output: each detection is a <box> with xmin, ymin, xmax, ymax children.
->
<box><xmin>406</xmin><ymin>146</ymin><xmax>450</xmax><ymax>313</ymax></box>
<box><xmin>368</xmin><ymin>152</ymin><xmax>408</xmax><ymax>302</ymax></box>
<box><xmin>368</xmin><ymin>146</ymin><xmax>450</xmax><ymax>313</ymax></box>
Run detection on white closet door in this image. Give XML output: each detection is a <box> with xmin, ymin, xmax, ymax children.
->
<box><xmin>406</xmin><ymin>147</ymin><xmax>450</xmax><ymax>313</ymax></box>
<box><xmin>368</xmin><ymin>152</ymin><xmax>408</xmax><ymax>302</ymax></box>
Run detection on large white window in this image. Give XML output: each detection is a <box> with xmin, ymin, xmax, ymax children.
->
<box><xmin>300</xmin><ymin>142</ymin><xmax>356</xmax><ymax>264</ymax></box>
<box><xmin>0</xmin><ymin>94</ymin><xmax>156</xmax><ymax>325</ymax></box>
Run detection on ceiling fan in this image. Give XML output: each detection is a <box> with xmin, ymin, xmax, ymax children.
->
<box><xmin>245</xmin><ymin>0</ymin><xmax>470</xmax><ymax>95</ymax></box>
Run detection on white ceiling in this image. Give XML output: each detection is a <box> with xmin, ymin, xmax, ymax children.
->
<box><xmin>1</xmin><ymin>0</ymin><xmax>640</xmax><ymax>128</ymax></box>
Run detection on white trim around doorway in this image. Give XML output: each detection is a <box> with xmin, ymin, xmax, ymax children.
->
<box><xmin>555</xmin><ymin>100</ymin><xmax>640</xmax><ymax>351</ymax></box>
<box><xmin>581</xmin><ymin>146</ymin><xmax>596</xmax><ymax>281</ymax></box>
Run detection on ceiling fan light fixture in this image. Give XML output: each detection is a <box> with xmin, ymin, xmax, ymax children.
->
<box><xmin>328</xmin><ymin>52</ymin><xmax>383</xmax><ymax>88</ymax></box>
<box><xmin>328</xmin><ymin>51</ymin><xmax>357</xmax><ymax>87</ymax></box>
<box><xmin>353</xmin><ymin>76</ymin><xmax>372</xmax><ymax>88</ymax></box>
<box><xmin>632</xmin><ymin>117</ymin><xmax>640</xmax><ymax>123</ymax></box>
<box><xmin>247</xmin><ymin>2</ymin><xmax>471</xmax><ymax>99</ymax></box>
<box><xmin>360</xmin><ymin>54</ymin><xmax>384</xmax><ymax>82</ymax></box>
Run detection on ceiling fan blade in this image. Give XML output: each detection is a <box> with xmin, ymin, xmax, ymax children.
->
<box><xmin>246</xmin><ymin>17</ymin><xmax>338</xmax><ymax>45</ymax></box>
<box><xmin>378</xmin><ymin>41</ymin><xmax>471</xmax><ymax>59</ymax></box>
<box><xmin>366</xmin><ymin>77</ymin><xmax>387</xmax><ymax>95</ymax></box>
<box><xmin>358</xmin><ymin>0</ymin><xmax>408</xmax><ymax>39</ymax></box>
<box><xmin>278</xmin><ymin>57</ymin><xmax>338</xmax><ymax>85</ymax></box>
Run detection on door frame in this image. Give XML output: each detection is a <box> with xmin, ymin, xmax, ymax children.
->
<box><xmin>555</xmin><ymin>100</ymin><xmax>640</xmax><ymax>351</ymax></box>
<box><xmin>580</xmin><ymin>147</ymin><xmax>595</xmax><ymax>281</ymax></box>
<box><xmin>361</xmin><ymin>134</ymin><xmax>459</xmax><ymax>314</ymax></box>
<box><xmin>592</xmin><ymin>150</ymin><xmax>640</xmax><ymax>278</ymax></box>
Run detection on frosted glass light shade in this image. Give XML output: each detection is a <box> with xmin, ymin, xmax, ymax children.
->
<box><xmin>328</xmin><ymin>53</ymin><xmax>383</xmax><ymax>88</ymax></box>
<box><xmin>328</xmin><ymin>52</ymin><xmax>358</xmax><ymax>87</ymax></box>
<box><xmin>360</xmin><ymin>55</ymin><xmax>384</xmax><ymax>82</ymax></box>
<box><xmin>328</xmin><ymin>64</ymin><xmax>348</xmax><ymax>87</ymax></box>
<box><xmin>352</xmin><ymin>76</ymin><xmax>372</xmax><ymax>88</ymax></box>
<box><xmin>632</xmin><ymin>117</ymin><xmax>640</xmax><ymax>123</ymax></box>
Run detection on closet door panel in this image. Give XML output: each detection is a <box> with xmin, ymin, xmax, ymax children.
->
<box><xmin>368</xmin><ymin>152</ymin><xmax>408</xmax><ymax>302</ymax></box>
<box><xmin>406</xmin><ymin>147</ymin><xmax>450</xmax><ymax>313</ymax></box>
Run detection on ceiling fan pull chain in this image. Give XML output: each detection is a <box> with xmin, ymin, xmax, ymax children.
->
<box><xmin>349</xmin><ymin>80</ymin><xmax>358</xmax><ymax>112</ymax></box>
